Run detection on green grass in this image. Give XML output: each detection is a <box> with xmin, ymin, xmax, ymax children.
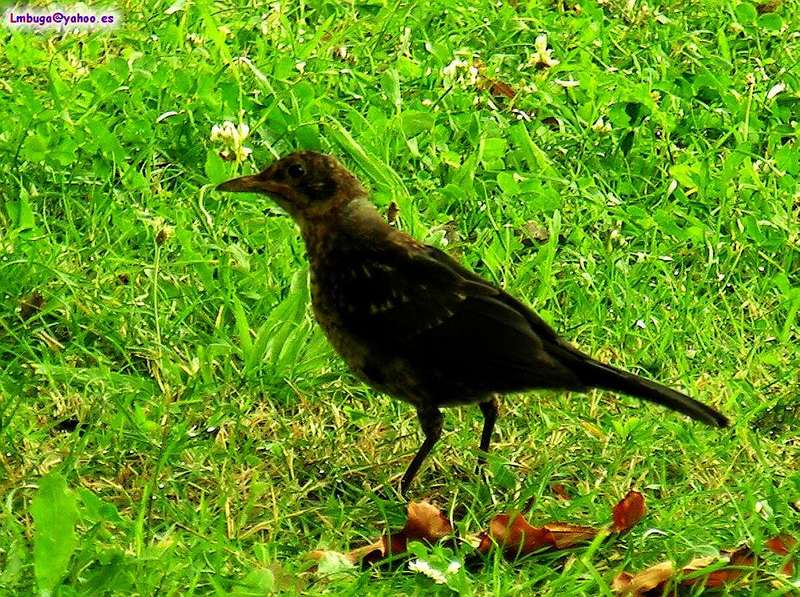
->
<box><xmin>1</xmin><ymin>0</ymin><xmax>799</xmax><ymax>593</ymax></box>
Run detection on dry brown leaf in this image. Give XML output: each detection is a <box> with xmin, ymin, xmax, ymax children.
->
<box><xmin>389</xmin><ymin>501</ymin><xmax>452</xmax><ymax>550</ymax></box>
<box><xmin>309</xmin><ymin>501</ymin><xmax>451</xmax><ymax>568</ymax></box>
<box><xmin>20</xmin><ymin>290</ymin><xmax>44</xmax><ymax>320</ymax></box>
<box><xmin>550</xmin><ymin>483</ymin><xmax>571</xmax><ymax>501</ymax></box>
<box><xmin>479</xmin><ymin>512</ymin><xmax>551</xmax><ymax>556</ymax></box>
<box><xmin>479</xmin><ymin>491</ymin><xmax>645</xmax><ymax>559</ymax></box>
<box><xmin>614</xmin><ymin>545</ymin><xmax>759</xmax><ymax>595</ymax></box>
<box><xmin>478</xmin><ymin>512</ymin><xmax>599</xmax><ymax>558</ymax></box>
<box><xmin>521</xmin><ymin>221</ymin><xmax>550</xmax><ymax>246</ymax></box>
<box><xmin>471</xmin><ymin>60</ymin><xmax>517</xmax><ymax>101</ymax></box>
<box><xmin>543</xmin><ymin>522</ymin><xmax>599</xmax><ymax>549</ymax></box>
<box><xmin>757</xmin><ymin>0</ymin><xmax>781</xmax><ymax>13</ymax></box>
<box><xmin>765</xmin><ymin>533</ymin><xmax>797</xmax><ymax>556</ymax></box>
<box><xmin>611</xmin><ymin>490</ymin><xmax>646</xmax><ymax>533</ymax></box>
<box><xmin>489</xmin><ymin>80</ymin><xmax>516</xmax><ymax>99</ymax></box>
<box><xmin>612</xmin><ymin>561</ymin><xmax>675</xmax><ymax>596</ymax></box>
<box><xmin>310</xmin><ymin>492</ymin><xmax>649</xmax><ymax>569</ymax></box>
<box><xmin>541</xmin><ymin>116</ymin><xmax>561</xmax><ymax>130</ymax></box>
<box><xmin>765</xmin><ymin>533</ymin><xmax>797</xmax><ymax>575</ymax></box>
<box><xmin>681</xmin><ymin>546</ymin><xmax>755</xmax><ymax>588</ymax></box>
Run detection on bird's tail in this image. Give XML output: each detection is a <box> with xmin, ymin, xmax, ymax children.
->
<box><xmin>555</xmin><ymin>346</ymin><xmax>729</xmax><ymax>428</ymax></box>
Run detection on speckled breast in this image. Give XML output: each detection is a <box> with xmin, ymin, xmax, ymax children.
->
<box><xmin>308</xmin><ymin>267</ymin><xmax>426</xmax><ymax>408</ymax></box>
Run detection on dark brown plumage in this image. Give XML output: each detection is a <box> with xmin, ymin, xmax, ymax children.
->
<box><xmin>217</xmin><ymin>151</ymin><xmax>729</xmax><ymax>494</ymax></box>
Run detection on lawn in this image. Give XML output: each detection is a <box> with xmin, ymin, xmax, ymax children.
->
<box><xmin>1</xmin><ymin>0</ymin><xmax>799</xmax><ymax>594</ymax></box>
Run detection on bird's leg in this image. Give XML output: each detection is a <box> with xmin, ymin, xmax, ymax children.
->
<box><xmin>400</xmin><ymin>407</ymin><xmax>443</xmax><ymax>495</ymax></box>
<box><xmin>477</xmin><ymin>396</ymin><xmax>499</xmax><ymax>469</ymax></box>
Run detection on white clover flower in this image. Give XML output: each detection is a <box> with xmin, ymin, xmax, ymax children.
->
<box><xmin>186</xmin><ymin>32</ymin><xmax>204</xmax><ymax>46</ymax></box>
<box><xmin>446</xmin><ymin>561</ymin><xmax>461</xmax><ymax>574</ymax></box>
<box><xmin>529</xmin><ymin>34</ymin><xmax>559</xmax><ymax>68</ymax></box>
<box><xmin>466</xmin><ymin>65</ymin><xmax>480</xmax><ymax>86</ymax></box>
<box><xmin>210</xmin><ymin>120</ymin><xmax>252</xmax><ymax>162</ymax></box>
<box><xmin>408</xmin><ymin>559</ymin><xmax>447</xmax><ymax>584</ymax></box>
<box><xmin>442</xmin><ymin>57</ymin><xmax>469</xmax><ymax>79</ymax></box>
<box><xmin>554</xmin><ymin>78</ymin><xmax>579</xmax><ymax>88</ymax></box>
<box><xmin>260</xmin><ymin>5</ymin><xmax>281</xmax><ymax>35</ymax></box>
<box><xmin>592</xmin><ymin>117</ymin><xmax>612</xmax><ymax>134</ymax></box>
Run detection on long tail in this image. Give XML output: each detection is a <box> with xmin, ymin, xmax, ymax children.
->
<box><xmin>553</xmin><ymin>345</ymin><xmax>729</xmax><ymax>427</ymax></box>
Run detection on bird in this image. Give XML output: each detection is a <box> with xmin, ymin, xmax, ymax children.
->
<box><xmin>217</xmin><ymin>150</ymin><xmax>729</xmax><ymax>494</ymax></box>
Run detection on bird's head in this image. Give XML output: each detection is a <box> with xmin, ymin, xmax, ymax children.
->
<box><xmin>216</xmin><ymin>151</ymin><xmax>366</xmax><ymax>224</ymax></box>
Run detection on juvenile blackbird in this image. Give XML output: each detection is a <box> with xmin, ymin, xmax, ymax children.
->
<box><xmin>217</xmin><ymin>151</ymin><xmax>729</xmax><ymax>493</ymax></box>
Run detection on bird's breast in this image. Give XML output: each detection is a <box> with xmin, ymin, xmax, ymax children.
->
<box><xmin>308</xmin><ymin>264</ymin><xmax>425</xmax><ymax>407</ymax></box>
<box><xmin>308</xmin><ymin>265</ymin><xmax>368</xmax><ymax>363</ymax></box>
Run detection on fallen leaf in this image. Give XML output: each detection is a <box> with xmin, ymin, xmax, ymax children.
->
<box><xmin>471</xmin><ymin>60</ymin><xmax>516</xmax><ymax>101</ymax></box>
<box><xmin>479</xmin><ymin>512</ymin><xmax>552</xmax><ymax>556</ymax></box>
<box><xmin>479</xmin><ymin>490</ymin><xmax>645</xmax><ymax>559</ymax></box>
<box><xmin>765</xmin><ymin>533</ymin><xmax>797</xmax><ymax>575</ymax></box>
<box><xmin>20</xmin><ymin>291</ymin><xmax>44</xmax><ymax>320</ymax></box>
<box><xmin>541</xmin><ymin>116</ymin><xmax>560</xmax><ymax>130</ymax></box>
<box><xmin>612</xmin><ymin>561</ymin><xmax>675</xmax><ymax>596</ymax></box>
<box><xmin>489</xmin><ymin>80</ymin><xmax>516</xmax><ymax>99</ymax></box>
<box><xmin>309</xmin><ymin>501</ymin><xmax>452</xmax><ymax>568</ymax></box>
<box><xmin>611</xmin><ymin>491</ymin><xmax>646</xmax><ymax>533</ymax></box>
<box><xmin>550</xmin><ymin>483</ymin><xmax>571</xmax><ymax>501</ymax></box>
<box><xmin>478</xmin><ymin>512</ymin><xmax>599</xmax><ymax>558</ymax></box>
<box><xmin>682</xmin><ymin>546</ymin><xmax>755</xmax><ymax>588</ymax></box>
<box><xmin>521</xmin><ymin>221</ymin><xmax>550</xmax><ymax>245</ymax></box>
<box><xmin>544</xmin><ymin>522</ymin><xmax>600</xmax><ymax>549</ymax></box>
<box><xmin>765</xmin><ymin>533</ymin><xmax>797</xmax><ymax>556</ymax></box>
<box><xmin>386</xmin><ymin>500</ymin><xmax>452</xmax><ymax>555</ymax></box>
<box><xmin>757</xmin><ymin>0</ymin><xmax>781</xmax><ymax>13</ymax></box>
<box><xmin>310</xmin><ymin>493</ymin><xmax>649</xmax><ymax>569</ymax></box>
<box><xmin>613</xmin><ymin>545</ymin><xmax>760</xmax><ymax>595</ymax></box>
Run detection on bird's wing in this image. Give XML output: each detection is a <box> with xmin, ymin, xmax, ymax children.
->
<box><xmin>328</xmin><ymin>238</ymin><xmax>583</xmax><ymax>394</ymax></box>
<box><xmin>422</xmin><ymin>245</ymin><xmax>564</xmax><ymax>343</ymax></box>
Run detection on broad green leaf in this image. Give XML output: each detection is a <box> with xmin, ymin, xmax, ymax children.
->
<box><xmin>22</xmin><ymin>133</ymin><xmax>48</xmax><ymax>162</ymax></box>
<box><xmin>496</xmin><ymin>172</ymin><xmax>520</xmax><ymax>195</ymax></box>
<box><xmin>78</xmin><ymin>489</ymin><xmax>124</xmax><ymax>525</ymax></box>
<box><xmin>231</xmin><ymin>293</ymin><xmax>253</xmax><ymax>360</ymax></box>
<box><xmin>204</xmin><ymin>150</ymin><xmax>227</xmax><ymax>184</ymax></box>
<box><xmin>8</xmin><ymin>191</ymin><xmax>36</xmax><ymax>231</ymax></box>
<box><xmin>758</xmin><ymin>13</ymin><xmax>782</xmax><ymax>31</ymax></box>
<box><xmin>481</xmin><ymin>137</ymin><xmax>508</xmax><ymax>162</ymax></box>
<box><xmin>381</xmin><ymin>69</ymin><xmax>401</xmax><ymax>112</ymax></box>
<box><xmin>734</xmin><ymin>2</ymin><xmax>757</xmax><ymax>24</ymax></box>
<box><xmin>231</xmin><ymin>569</ymin><xmax>275</xmax><ymax>595</ymax></box>
<box><xmin>509</xmin><ymin>124</ymin><xmax>560</xmax><ymax>181</ymax></box>
<box><xmin>400</xmin><ymin>110</ymin><xmax>435</xmax><ymax>137</ymax></box>
<box><xmin>32</xmin><ymin>473</ymin><xmax>79</xmax><ymax>596</ymax></box>
<box><xmin>716</xmin><ymin>27</ymin><xmax>731</xmax><ymax>63</ymax></box>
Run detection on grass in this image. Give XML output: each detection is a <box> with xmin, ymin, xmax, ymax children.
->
<box><xmin>1</xmin><ymin>0</ymin><xmax>799</xmax><ymax>593</ymax></box>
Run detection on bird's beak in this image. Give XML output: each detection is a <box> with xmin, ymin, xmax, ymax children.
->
<box><xmin>216</xmin><ymin>174</ymin><xmax>263</xmax><ymax>193</ymax></box>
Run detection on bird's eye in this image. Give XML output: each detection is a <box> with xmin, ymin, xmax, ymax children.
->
<box><xmin>287</xmin><ymin>163</ymin><xmax>305</xmax><ymax>178</ymax></box>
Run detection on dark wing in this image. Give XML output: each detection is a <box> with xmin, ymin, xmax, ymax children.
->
<box><xmin>322</xmin><ymin>235</ymin><xmax>728</xmax><ymax>425</ymax></box>
<box><xmin>326</xmin><ymin>238</ymin><xmax>584</xmax><ymax>398</ymax></box>
<box><xmin>417</xmin><ymin>248</ymin><xmax>728</xmax><ymax>427</ymax></box>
